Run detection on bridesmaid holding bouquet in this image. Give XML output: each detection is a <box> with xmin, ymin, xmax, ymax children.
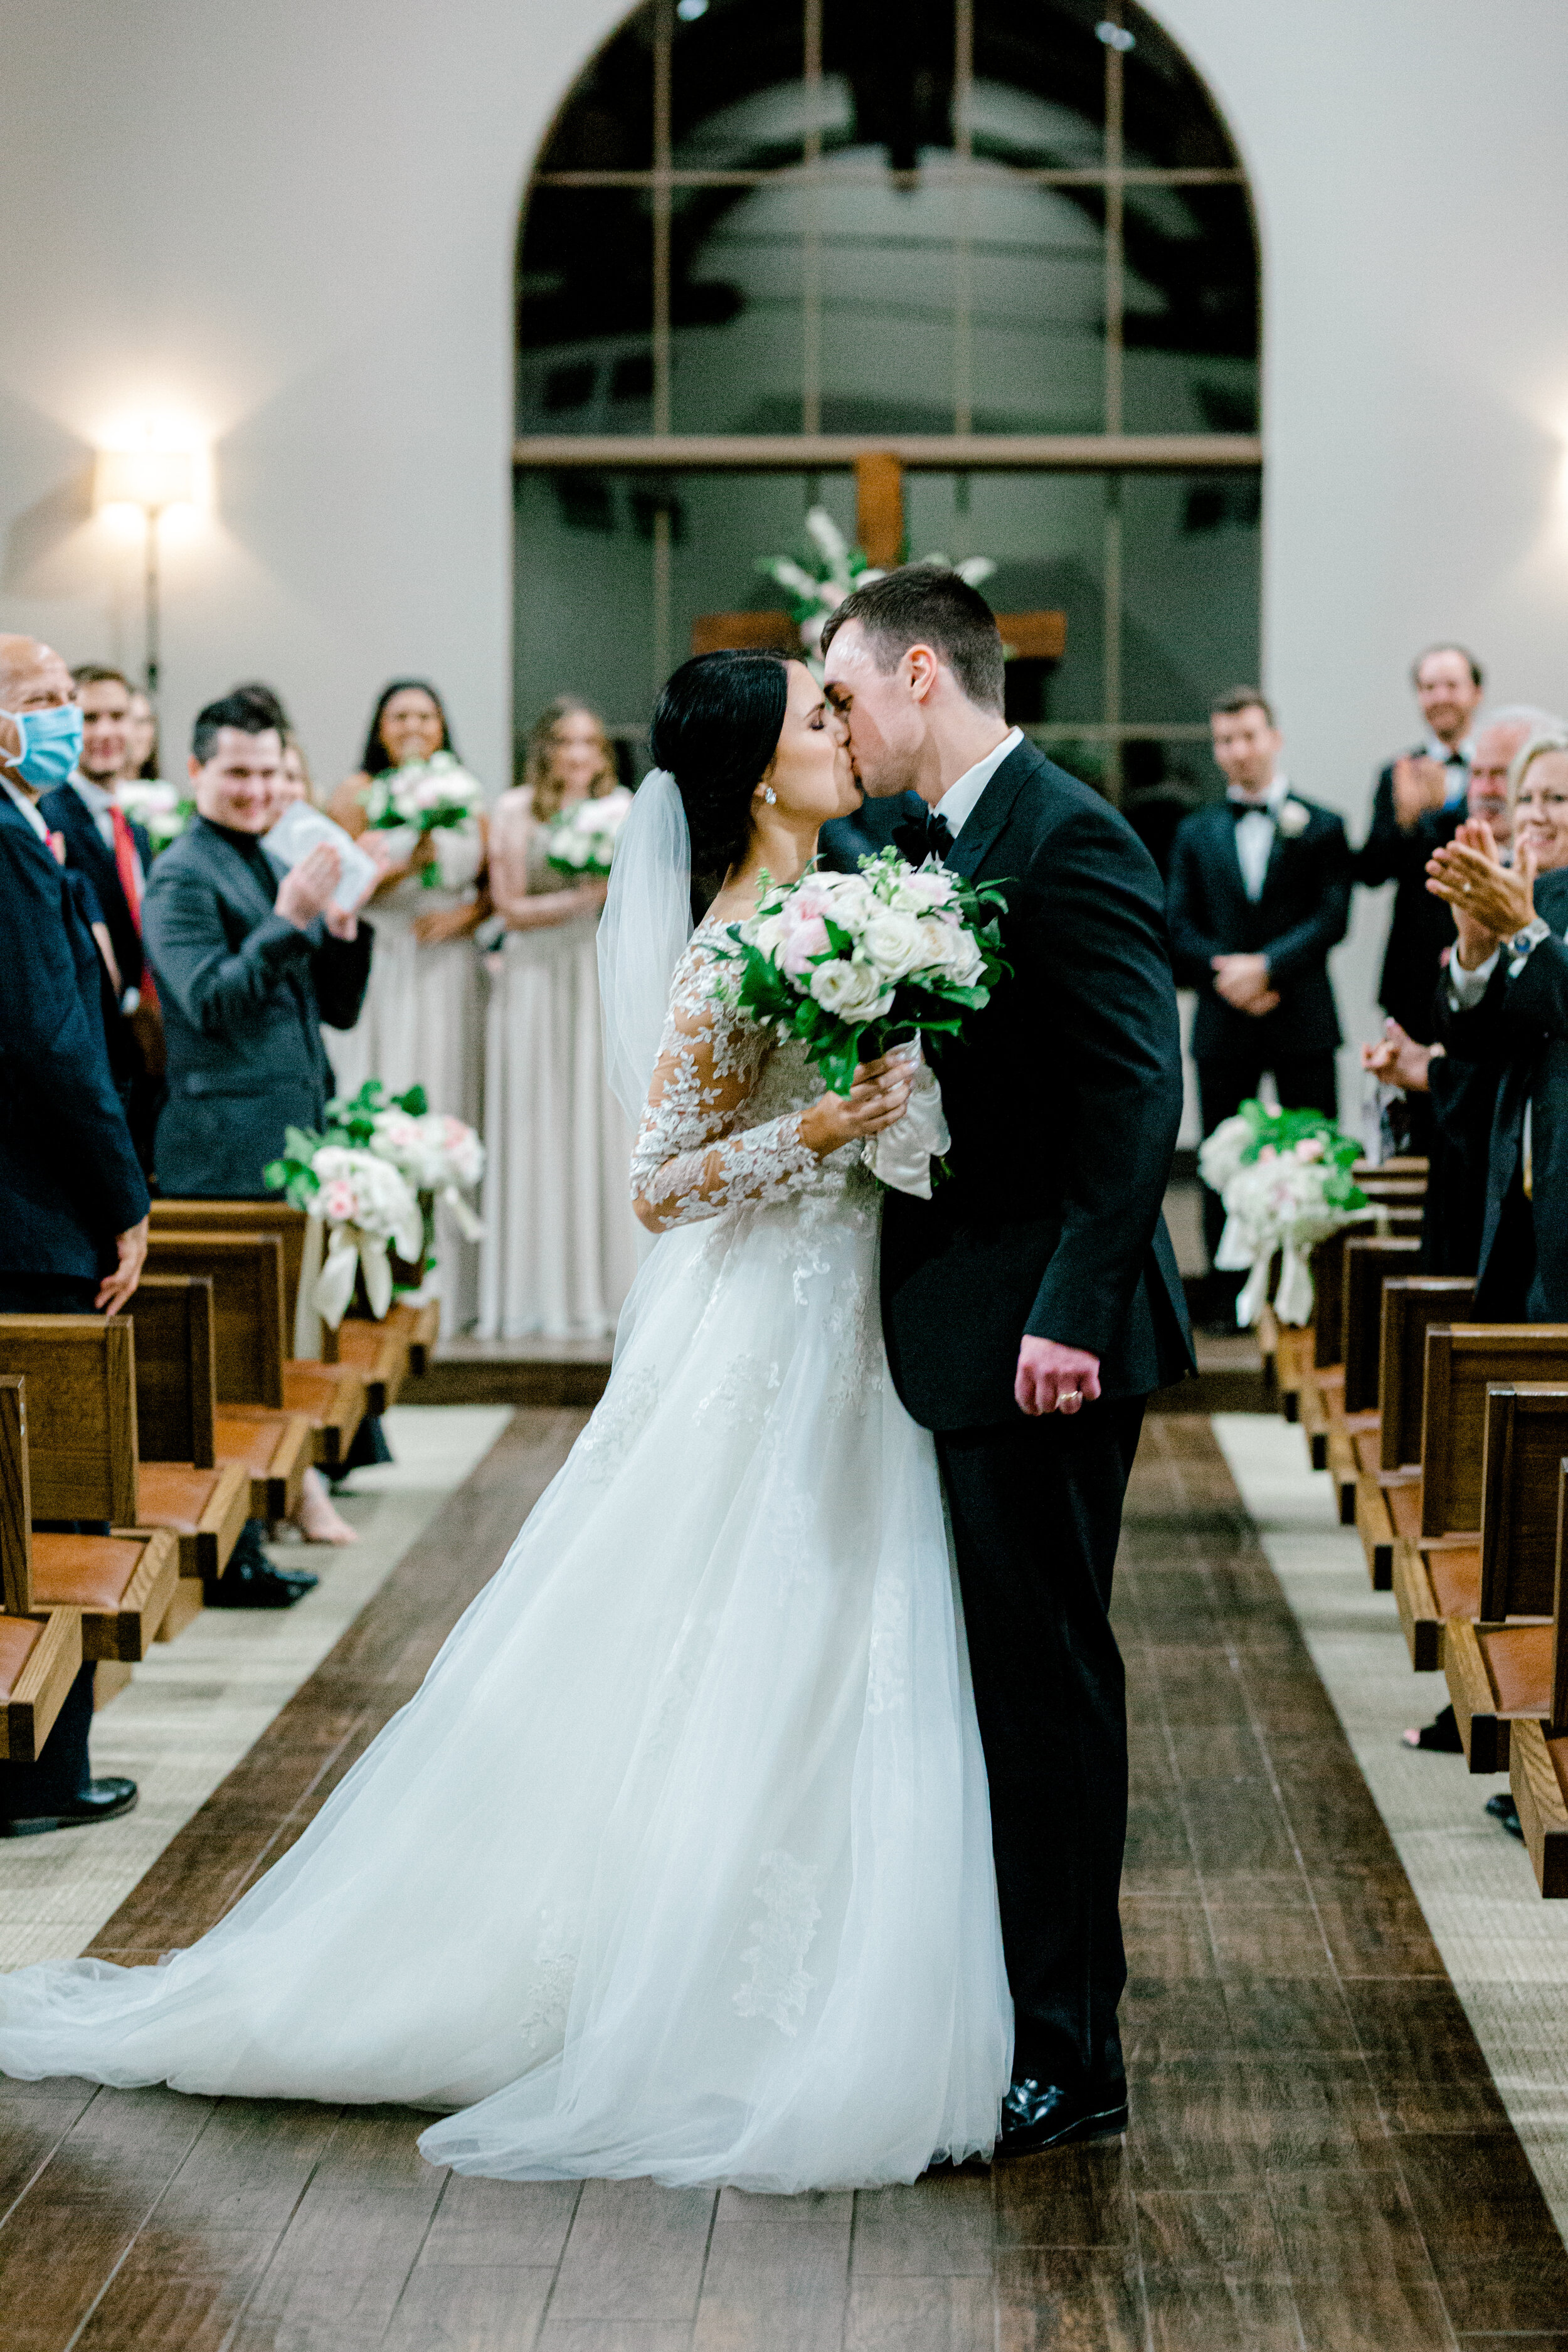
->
<box><xmin>478</xmin><ymin>699</ymin><xmax>639</xmax><ymax>1340</ymax></box>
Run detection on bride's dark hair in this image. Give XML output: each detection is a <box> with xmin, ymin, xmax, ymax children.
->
<box><xmin>649</xmin><ymin>650</ymin><xmax>790</xmax><ymax>876</ymax></box>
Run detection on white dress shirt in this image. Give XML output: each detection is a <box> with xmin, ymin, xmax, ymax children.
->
<box><xmin>933</xmin><ymin>727</ymin><xmax>1024</xmax><ymax>842</ymax></box>
<box><xmin>1422</xmin><ymin>730</ymin><xmax>1475</xmax><ymax>810</ymax></box>
<box><xmin>68</xmin><ymin>772</ymin><xmax>146</xmax><ymax>895</ymax></box>
<box><xmin>1</xmin><ymin>775</ymin><xmax>51</xmax><ymax>844</ymax></box>
<box><xmin>1227</xmin><ymin>772</ymin><xmax>1293</xmax><ymax>903</ymax></box>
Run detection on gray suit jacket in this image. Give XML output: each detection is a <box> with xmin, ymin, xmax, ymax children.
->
<box><xmin>143</xmin><ymin>816</ymin><xmax>373</xmax><ymax>1197</ymax></box>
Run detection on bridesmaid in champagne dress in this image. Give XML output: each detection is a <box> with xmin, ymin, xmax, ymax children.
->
<box><xmin>477</xmin><ymin>699</ymin><xmax>640</xmax><ymax>1340</ymax></box>
<box><xmin>329</xmin><ymin>681</ymin><xmax>487</xmax><ymax>1335</ymax></box>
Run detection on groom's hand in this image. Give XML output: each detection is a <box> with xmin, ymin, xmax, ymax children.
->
<box><xmin>1015</xmin><ymin>1337</ymin><xmax>1101</xmax><ymax>1417</ymax></box>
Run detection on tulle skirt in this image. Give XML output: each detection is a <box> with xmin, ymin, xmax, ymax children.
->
<box><xmin>0</xmin><ymin>1181</ymin><xmax>1012</xmax><ymax>2190</ymax></box>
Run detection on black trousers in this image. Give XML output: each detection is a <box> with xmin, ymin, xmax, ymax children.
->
<box><xmin>1196</xmin><ymin>1052</ymin><xmax>1340</xmax><ymax>1268</ymax></box>
<box><xmin>0</xmin><ymin>1268</ymin><xmax>102</xmax><ymax>1821</ymax></box>
<box><xmin>936</xmin><ymin>1395</ymin><xmax>1145</xmax><ymax>2092</ymax></box>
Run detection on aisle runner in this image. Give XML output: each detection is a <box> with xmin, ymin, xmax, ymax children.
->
<box><xmin>0</xmin><ymin>1406</ymin><xmax>511</xmax><ymax>1971</ymax></box>
<box><xmin>1216</xmin><ymin>1411</ymin><xmax>1568</xmax><ymax>2239</ymax></box>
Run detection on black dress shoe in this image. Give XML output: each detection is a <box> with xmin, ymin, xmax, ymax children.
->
<box><xmin>204</xmin><ymin>1555</ymin><xmax>315</xmax><ymax>1608</ymax></box>
<box><xmin>1486</xmin><ymin>1791</ymin><xmax>1523</xmax><ymax>1841</ymax></box>
<box><xmin>1</xmin><ymin>1777</ymin><xmax>138</xmax><ymax>1838</ymax></box>
<box><xmin>995</xmin><ymin>2075</ymin><xmax>1129</xmax><ymax>2159</ymax></box>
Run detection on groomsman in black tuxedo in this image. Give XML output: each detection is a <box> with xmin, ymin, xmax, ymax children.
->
<box><xmin>1166</xmin><ymin>690</ymin><xmax>1352</xmax><ymax>1278</ymax></box>
<box><xmin>0</xmin><ymin>632</ymin><xmax>147</xmax><ymax>1836</ymax></box>
<box><xmin>824</xmin><ymin>569</ymin><xmax>1194</xmax><ymax>2157</ymax></box>
<box><xmin>38</xmin><ymin>665</ymin><xmax>163</xmax><ymax>1171</ymax></box>
<box><xmin>1355</xmin><ymin>645</ymin><xmax>1484</xmax><ymax>1045</ymax></box>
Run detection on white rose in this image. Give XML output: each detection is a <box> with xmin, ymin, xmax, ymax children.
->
<box><xmin>911</xmin><ymin>916</ymin><xmax>977</xmax><ymax>982</ymax></box>
<box><xmin>819</xmin><ymin>873</ymin><xmax>874</xmax><ymax>935</ymax></box>
<box><xmin>751</xmin><ymin>910</ymin><xmax>792</xmax><ymax>956</ymax></box>
<box><xmin>894</xmin><ymin>869</ymin><xmax>956</xmax><ymax>914</ymax></box>
<box><xmin>809</xmin><ymin>958</ymin><xmax>894</xmax><ymax>1022</ymax></box>
<box><xmin>1276</xmin><ymin>799</ymin><xmax>1310</xmax><ymax>838</ymax></box>
<box><xmin>860</xmin><ymin>907</ymin><xmax>926</xmax><ymax>982</ymax></box>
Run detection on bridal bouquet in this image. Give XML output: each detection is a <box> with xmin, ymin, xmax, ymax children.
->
<box><xmin>545</xmin><ymin>784</ymin><xmax>634</xmax><ymax>881</ymax></box>
<box><xmin>712</xmin><ymin>847</ymin><xmax>1008</xmax><ymax>1198</ymax></box>
<box><xmin>361</xmin><ymin>751</ymin><xmax>485</xmax><ymax>889</ymax></box>
<box><xmin>1199</xmin><ymin>1101</ymin><xmax>1370</xmax><ymax>1328</ymax></box>
<box><xmin>115</xmin><ymin>778</ymin><xmax>193</xmax><ymax>852</ymax></box>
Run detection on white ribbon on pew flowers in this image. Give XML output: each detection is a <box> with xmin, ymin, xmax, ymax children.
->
<box><xmin>1199</xmin><ymin>1101</ymin><xmax>1372</xmax><ymax>1328</ymax></box>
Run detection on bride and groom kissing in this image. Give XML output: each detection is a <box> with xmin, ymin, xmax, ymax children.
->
<box><xmin>0</xmin><ymin>567</ymin><xmax>1194</xmax><ymax>2191</ymax></box>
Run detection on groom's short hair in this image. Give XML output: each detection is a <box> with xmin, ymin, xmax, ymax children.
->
<box><xmin>821</xmin><ymin>566</ymin><xmax>1006</xmax><ymax>716</ymax></box>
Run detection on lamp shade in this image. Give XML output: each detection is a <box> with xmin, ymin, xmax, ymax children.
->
<box><xmin>95</xmin><ymin>446</ymin><xmax>198</xmax><ymax>512</ymax></box>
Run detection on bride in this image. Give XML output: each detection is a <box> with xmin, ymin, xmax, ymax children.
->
<box><xmin>0</xmin><ymin>650</ymin><xmax>1012</xmax><ymax>2192</ymax></box>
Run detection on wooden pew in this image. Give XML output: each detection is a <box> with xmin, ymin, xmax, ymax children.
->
<box><xmin>147</xmin><ymin>1204</ymin><xmax>371</xmax><ymax>1462</ymax></box>
<box><xmin>0</xmin><ymin>1379</ymin><xmax>84</xmax><ymax>1764</ymax></box>
<box><xmin>0</xmin><ymin>1304</ymin><xmax>245</xmax><ymax>1640</ymax></box>
<box><xmin>0</xmin><ymin>1362</ymin><xmax>178</xmax><ymax>1664</ymax></box>
<box><xmin>123</xmin><ymin>1276</ymin><xmax>251</xmax><ymax>1631</ymax></box>
<box><xmin>1296</xmin><ymin>1210</ymin><xmax>1423</xmax><ymax>1468</ymax></box>
<box><xmin>1509</xmin><ymin>1461</ymin><xmax>1568</xmax><ymax>1895</ymax></box>
<box><xmin>142</xmin><ymin>1233</ymin><xmax>315</xmax><ymax>1520</ymax></box>
<box><xmin>1323</xmin><ymin>1234</ymin><xmax>1423</xmax><ymax>1522</ymax></box>
<box><xmin>1391</xmin><ymin>1327</ymin><xmax>1568</xmax><ymax>1670</ymax></box>
<box><xmin>1438</xmin><ymin>1385</ymin><xmax>1568</xmax><ymax>1770</ymax></box>
<box><xmin>1353</xmin><ymin>1278</ymin><xmax>1475</xmax><ymax>1589</ymax></box>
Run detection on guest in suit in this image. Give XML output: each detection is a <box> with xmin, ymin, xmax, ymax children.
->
<box><xmin>1429</xmin><ymin>733</ymin><xmax>1568</xmax><ymax>1320</ymax></box>
<box><xmin>0</xmin><ymin>632</ymin><xmax>146</xmax><ymax>1835</ymax></box>
<box><xmin>39</xmin><ymin>665</ymin><xmax>164</xmax><ymax>1170</ymax></box>
<box><xmin>145</xmin><ymin>694</ymin><xmax>374</xmax><ymax>1197</ymax></box>
<box><xmin>817</xmin><ymin>775</ymin><xmax>923</xmax><ymax>872</ymax></box>
<box><xmin>1167</xmin><ymin>689</ymin><xmax>1352</xmax><ymax>1276</ymax></box>
<box><xmin>1354</xmin><ymin>645</ymin><xmax>1484</xmax><ymax>1048</ymax></box>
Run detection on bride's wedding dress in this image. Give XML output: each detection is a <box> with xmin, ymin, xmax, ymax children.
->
<box><xmin>0</xmin><ymin>928</ymin><xmax>1012</xmax><ymax>2191</ymax></box>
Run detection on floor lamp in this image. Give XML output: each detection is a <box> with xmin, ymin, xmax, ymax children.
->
<box><xmin>93</xmin><ymin>447</ymin><xmax>198</xmax><ymax>700</ymax></box>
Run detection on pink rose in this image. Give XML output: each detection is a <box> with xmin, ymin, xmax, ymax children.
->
<box><xmin>1294</xmin><ymin>1136</ymin><xmax>1325</xmax><ymax>1162</ymax></box>
<box><xmin>319</xmin><ymin>1177</ymin><xmax>358</xmax><ymax>1222</ymax></box>
<box><xmin>780</xmin><ymin>914</ymin><xmax>830</xmax><ymax>980</ymax></box>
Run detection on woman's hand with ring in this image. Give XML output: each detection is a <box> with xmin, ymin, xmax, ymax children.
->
<box><xmin>800</xmin><ymin>1053</ymin><xmax>916</xmax><ymax>1153</ymax></box>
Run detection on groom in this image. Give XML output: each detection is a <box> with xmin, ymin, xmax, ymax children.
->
<box><xmin>822</xmin><ymin>569</ymin><xmax>1194</xmax><ymax>2154</ymax></box>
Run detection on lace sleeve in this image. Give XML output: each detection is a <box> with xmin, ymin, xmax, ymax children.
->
<box><xmin>630</xmin><ymin>938</ymin><xmax>820</xmax><ymax>1231</ymax></box>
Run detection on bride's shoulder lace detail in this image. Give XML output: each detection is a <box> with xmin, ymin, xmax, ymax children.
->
<box><xmin>630</xmin><ymin>930</ymin><xmax>822</xmax><ymax>1231</ymax></box>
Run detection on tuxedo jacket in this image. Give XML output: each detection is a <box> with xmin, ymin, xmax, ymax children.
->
<box><xmin>1353</xmin><ymin>758</ymin><xmax>1463</xmax><ymax>1042</ymax></box>
<box><xmin>0</xmin><ymin>796</ymin><xmax>149</xmax><ymax>1279</ymax></box>
<box><xmin>1435</xmin><ymin>865</ymin><xmax>1568</xmax><ymax>1317</ymax></box>
<box><xmin>879</xmin><ymin>738</ymin><xmax>1195</xmax><ymax>1428</ymax></box>
<box><xmin>1165</xmin><ymin>794</ymin><xmax>1351</xmax><ymax>1060</ymax></box>
<box><xmin>38</xmin><ymin>781</ymin><xmax>154</xmax><ymax>999</ymax></box>
<box><xmin>144</xmin><ymin>816</ymin><xmax>373</xmax><ymax>1197</ymax></box>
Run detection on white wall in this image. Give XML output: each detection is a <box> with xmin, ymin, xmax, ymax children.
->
<box><xmin>4</xmin><ymin>0</ymin><xmax>1568</xmax><ymax>1062</ymax></box>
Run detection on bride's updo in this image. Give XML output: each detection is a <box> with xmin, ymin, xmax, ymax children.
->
<box><xmin>650</xmin><ymin>650</ymin><xmax>790</xmax><ymax>876</ymax></box>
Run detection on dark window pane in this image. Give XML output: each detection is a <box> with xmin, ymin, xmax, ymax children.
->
<box><xmin>670</xmin><ymin>177</ymin><xmax>804</xmax><ymax>432</ymax></box>
<box><xmin>972</xmin><ymin>0</ymin><xmax>1106</xmax><ymax>169</ymax></box>
<box><xmin>670</xmin><ymin>471</ymin><xmax>857</xmax><ymax>662</ymax></box>
<box><xmin>818</xmin><ymin>164</ymin><xmax>957</xmax><ymax>432</ymax></box>
<box><xmin>824</xmin><ymin>0</ymin><xmax>956</xmax><ymax>170</ymax></box>
<box><xmin>1121</xmin><ymin>183</ymin><xmax>1259</xmax><ymax>431</ymax></box>
<box><xmin>516</xmin><ymin>191</ymin><xmax>654</xmax><ymax>435</ymax></box>
<box><xmin>1120</xmin><ymin>737</ymin><xmax>1215</xmax><ymax>876</ymax></box>
<box><xmin>1119</xmin><ymin>470</ymin><xmax>1260</xmax><ymax>724</ymax></box>
<box><xmin>672</xmin><ymin>0</ymin><xmax>815</xmax><ymax>170</ymax></box>
<box><xmin>1121</xmin><ymin>1</ymin><xmax>1240</xmax><ymax>169</ymax></box>
<box><xmin>536</xmin><ymin>11</ymin><xmax>656</xmax><ymax>172</ymax></box>
<box><xmin>967</xmin><ymin>175</ymin><xmax>1105</xmax><ymax>433</ymax></box>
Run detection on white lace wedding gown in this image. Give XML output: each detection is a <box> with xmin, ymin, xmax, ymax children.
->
<box><xmin>0</xmin><ymin>928</ymin><xmax>1012</xmax><ymax>2191</ymax></box>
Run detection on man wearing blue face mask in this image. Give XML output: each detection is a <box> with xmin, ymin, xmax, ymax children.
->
<box><xmin>0</xmin><ymin>632</ymin><xmax>147</xmax><ymax>1835</ymax></box>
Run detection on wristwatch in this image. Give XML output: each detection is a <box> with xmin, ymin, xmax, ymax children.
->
<box><xmin>1509</xmin><ymin>917</ymin><xmax>1552</xmax><ymax>957</ymax></box>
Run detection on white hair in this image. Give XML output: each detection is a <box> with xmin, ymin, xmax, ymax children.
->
<box><xmin>1508</xmin><ymin>729</ymin><xmax>1568</xmax><ymax>795</ymax></box>
<box><xmin>1475</xmin><ymin>703</ymin><xmax>1564</xmax><ymax>740</ymax></box>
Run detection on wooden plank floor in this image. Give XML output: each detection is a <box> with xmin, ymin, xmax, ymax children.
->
<box><xmin>1</xmin><ymin>1411</ymin><xmax>1565</xmax><ymax>2351</ymax></box>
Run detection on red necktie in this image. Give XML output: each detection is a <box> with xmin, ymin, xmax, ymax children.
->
<box><xmin>110</xmin><ymin>803</ymin><xmax>157</xmax><ymax>1010</ymax></box>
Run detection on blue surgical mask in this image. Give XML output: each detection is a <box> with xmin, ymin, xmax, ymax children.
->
<box><xmin>2</xmin><ymin>703</ymin><xmax>83</xmax><ymax>790</ymax></box>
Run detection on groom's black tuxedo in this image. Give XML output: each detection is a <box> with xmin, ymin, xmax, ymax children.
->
<box><xmin>880</xmin><ymin>741</ymin><xmax>1193</xmax><ymax>1424</ymax></box>
<box><xmin>878</xmin><ymin>736</ymin><xmax>1194</xmax><ymax>2100</ymax></box>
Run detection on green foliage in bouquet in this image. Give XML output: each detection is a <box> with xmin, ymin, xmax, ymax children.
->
<box><xmin>1230</xmin><ymin>1099</ymin><xmax>1367</xmax><ymax>1212</ymax></box>
<box><xmin>715</xmin><ymin>848</ymin><xmax>1011</xmax><ymax>1098</ymax></box>
<box><xmin>262</xmin><ymin>1079</ymin><xmax>428</xmax><ymax>1208</ymax></box>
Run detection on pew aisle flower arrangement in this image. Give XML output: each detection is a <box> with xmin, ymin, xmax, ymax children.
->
<box><xmin>544</xmin><ymin>783</ymin><xmax>635</xmax><ymax>881</ymax></box>
<box><xmin>115</xmin><ymin>778</ymin><xmax>193</xmax><ymax>850</ymax></box>
<box><xmin>1200</xmin><ymin>1100</ymin><xmax>1370</xmax><ymax>1328</ymax></box>
<box><xmin>263</xmin><ymin>1082</ymin><xmax>486</xmax><ymax>1323</ymax></box>
<box><xmin>711</xmin><ymin>847</ymin><xmax>1008</xmax><ymax>1199</ymax></box>
<box><xmin>360</xmin><ymin>751</ymin><xmax>485</xmax><ymax>889</ymax></box>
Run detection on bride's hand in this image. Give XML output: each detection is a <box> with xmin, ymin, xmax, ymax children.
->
<box><xmin>800</xmin><ymin>1053</ymin><xmax>915</xmax><ymax>1154</ymax></box>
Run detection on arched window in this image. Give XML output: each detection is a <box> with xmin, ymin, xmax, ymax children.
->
<box><xmin>514</xmin><ymin>0</ymin><xmax>1259</xmax><ymax>827</ymax></box>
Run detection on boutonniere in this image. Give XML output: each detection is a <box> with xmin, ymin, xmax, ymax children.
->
<box><xmin>1275</xmin><ymin>800</ymin><xmax>1310</xmax><ymax>839</ymax></box>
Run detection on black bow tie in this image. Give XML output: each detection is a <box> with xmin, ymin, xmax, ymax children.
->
<box><xmin>1226</xmin><ymin>796</ymin><xmax>1274</xmax><ymax>822</ymax></box>
<box><xmin>894</xmin><ymin>805</ymin><xmax>954</xmax><ymax>865</ymax></box>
